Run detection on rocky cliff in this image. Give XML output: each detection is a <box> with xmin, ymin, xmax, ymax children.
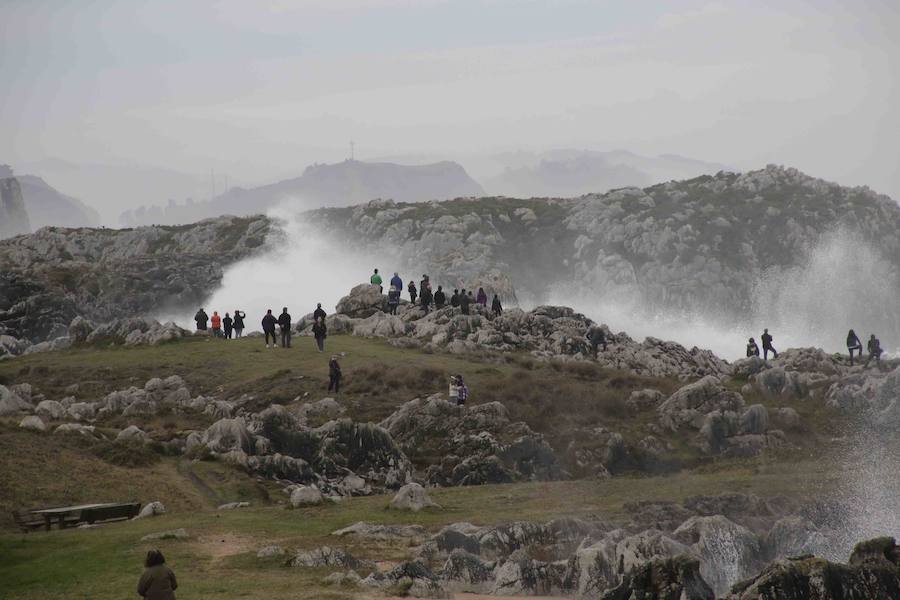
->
<box><xmin>0</xmin><ymin>177</ymin><xmax>31</xmax><ymax>239</ymax></box>
<box><xmin>17</xmin><ymin>174</ymin><xmax>100</xmax><ymax>229</ymax></box>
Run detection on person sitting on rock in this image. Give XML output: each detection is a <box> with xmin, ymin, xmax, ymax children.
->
<box><xmin>328</xmin><ymin>355</ymin><xmax>342</xmax><ymax>393</ymax></box>
<box><xmin>278</xmin><ymin>307</ymin><xmax>292</xmax><ymax>348</ymax></box>
<box><xmin>313</xmin><ymin>303</ymin><xmax>327</xmax><ymax>322</ymax></box>
<box><xmin>313</xmin><ymin>318</ymin><xmax>327</xmax><ymax>352</ymax></box>
<box><xmin>476</xmin><ymin>287</ymin><xmax>488</xmax><ymax>307</ymax></box>
<box><xmin>865</xmin><ymin>334</ymin><xmax>883</xmax><ymax>368</ymax></box>
<box><xmin>491</xmin><ymin>294</ymin><xmax>502</xmax><ymax>316</ymax></box>
<box><xmin>847</xmin><ymin>329</ymin><xmax>863</xmax><ymax>365</ymax></box>
<box><xmin>232</xmin><ymin>310</ymin><xmax>245</xmax><ymax>338</ymax></box>
<box><xmin>450</xmin><ymin>289</ymin><xmax>461</xmax><ymax>308</ymax></box>
<box><xmin>746</xmin><ymin>337</ymin><xmax>760</xmax><ymax>358</ymax></box>
<box><xmin>456</xmin><ymin>375</ymin><xmax>468</xmax><ymax>406</ymax></box>
<box><xmin>408</xmin><ymin>281</ymin><xmax>418</xmax><ymax>304</ymax></box>
<box><xmin>387</xmin><ymin>285</ymin><xmax>401</xmax><ymax>315</ymax></box>
<box><xmin>390</xmin><ymin>272</ymin><xmax>403</xmax><ymax>292</ymax></box>
<box><xmin>370</xmin><ymin>268</ymin><xmax>383</xmax><ymax>293</ymax></box>
<box><xmin>210</xmin><ymin>311</ymin><xmax>222</xmax><ymax>338</ymax></box>
<box><xmin>586</xmin><ymin>325</ymin><xmax>607</xmax><ymax>356</ymax></box>
<box><xmin>761</xmin><ymin>328</ymin><xmax>777</xmax><ymax>360</ymax></box>
<box><xmin>223</xmin><ymin>312</ymin><xmax>233</xmax><ymax>339</ymax></box>
<box><xmin>194</xmin><ymin>308</ymin><xmax>209</xmax><ymax>331</ymax></box>
<box><xmin>434</xmin><ymin>286</ymin><xmax>446</xmax><ymax>309</ymax></box>
<box><xmin>459</xmin><ymin>289</ymin><xmax>471</xmax><ymax>315</ymax></box>
<box><xmin>262</xmin><ymin>309</ymin><xmax>278</xmax><ymax>349</ymax></box>
<box><xmin>138</xmin><ymin>549</ymin><xmax>177</xmax><ymax>600</ymax></box>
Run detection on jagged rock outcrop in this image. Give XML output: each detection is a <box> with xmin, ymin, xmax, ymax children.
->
<box><xmin>599</xmin><ymin>554</ymin><xmax>714</xmax><ymax>600</ymax></box>
<box><xmin>0</xmin><ymin>176</ymin><xmax>31</xmax><ymax>239</ymax></box>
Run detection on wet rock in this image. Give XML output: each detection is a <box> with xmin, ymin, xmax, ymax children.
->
<box><xmin>765</xmin><ymin>516</ymin><xmax>828</xmax><ymax>560</ymax></box>
<box><xmin>674</xmin><ymin>515</ymin><xmax>763</xmax><ymax>596</ymax></box>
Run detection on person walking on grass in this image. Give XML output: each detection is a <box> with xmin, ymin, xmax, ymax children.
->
<box><xmin>313</xmin><ymin>303</ymin><xmax>327</xmax><ymax>322</ymax></box>
<box><xmin>262</xmin><ymin>309</ymin><xmax>278</xmax><ymax>348</ymax></box>
<box><xmin>233</xmin><ymin>310</ymin><xmax>245</xmax><ymax>338</ymax></box>
<box><xmin>865</xmin><ymin>334</ymin><xmax>883</xmax><ymax>368</ymax></box>
<box><xmin>138</xmin><ymin>549</ymin><xmax>177</xmax><ymax>600</ymax></box>
<box><xmin>491</xmin><ymin>294</ymin><xmax>503</xmax><ymax>316</ymax></box>
<box><xmin>328</xmin><ymin>355</ymin><xmax>342</xmax><ymax>393</ymax></box>
<box><xmin>210</xmin><ymin>311</ymin><xmax>222</xmax><ymax>338</ymax></box>
<box><xmin>761</xmin><ymin>328</ymin><xmax>777</xmax><ymax>360</ymax></box>
<box><xmin>408</xmin><ymin>280</ymin><xmax>418</xmax><ymax>304</ymax></box>
<box><xmin>278</xmin><ymin>307</ymin><xmax>292</xmax><ymax>348</ymax></box>
<box><xmin>194</xmin><ymin>308</ymin><xmax>208</xmax><ymax>332</ymax></box>
<box><xmin>223</xmin><ymin>313</ymin><xmax>233</xmax><ymax>339</ymax></box>
<box><xmin>847</xmin><ymin>329</ymin><xmax>863</xmax><ymax>366</ymax></box>
<box><xmin>313</xmin><ymin>318</ymin><xmax>327</xmax><ymax>352</ymax></box>
<box><xmin>371</xmin><ymin>268</ymin><xmax>383</xmax><ymax>293</ymax></box>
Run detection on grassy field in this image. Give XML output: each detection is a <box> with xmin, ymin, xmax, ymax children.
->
<box><xmin>0</xmin><ymin>334</ymin><xmax>855</xmax><ymax>598</ymax></box>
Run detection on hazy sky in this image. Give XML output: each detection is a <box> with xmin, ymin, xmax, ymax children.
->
<box><xmin>2</xmin><ymin>0</ymin><xmax>898</xmax><ymax>199</ymax></box>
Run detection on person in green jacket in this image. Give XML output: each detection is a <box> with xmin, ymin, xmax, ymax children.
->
<box><xmin>137</xmin><ymin>550</ymin><xmax>177</xmax><ymax>600</ymax></box>
<box><xmin>370</xmin><ymin>268</ymin><xmax>383</xmax><ymax>293</ymax></box>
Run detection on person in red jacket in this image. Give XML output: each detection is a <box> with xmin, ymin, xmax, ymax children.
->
<box><xmin>210</xmin><ymin>311</ymin><xmax>222</xmax><ymax>338</ymax></box>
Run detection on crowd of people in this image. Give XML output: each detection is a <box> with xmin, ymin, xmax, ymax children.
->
<box><xmin>745</xmin><ymin>328</ymin><xmax>884</xmax><ymax>368</ymax></box>
<box><xmin>374</xmin><ymin>269</ymin><xmax>503</xmax><ymax>317</ymax></box>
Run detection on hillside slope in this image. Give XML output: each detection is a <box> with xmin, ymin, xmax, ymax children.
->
<box><xmin>17</xmin><ymin>174</ymin><xmax>101</xmax><ymax>229</ymax></box>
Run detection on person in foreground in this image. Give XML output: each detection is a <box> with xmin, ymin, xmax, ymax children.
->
<box><xmin>138</xmin><ymin>549</ymin><xmax>177</xmax><ymax>600</ymax></box>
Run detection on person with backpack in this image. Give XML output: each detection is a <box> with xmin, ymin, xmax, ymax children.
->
<box><xmin>262</xmin><ymin>309</ymin><xmax>278</xmax><ymax>348</ymax></box>
<box><xmin>223</xmin><ymin>313</ymin><xmax>233</xmax><ymax>339</ymax></box>
<box><xmin>278</xmin><ymin>307</ymin><xmax>292</xmax><ymax>348</ymax></box>
<box><xmin>312</xmin><ymin>318</ymin><xmax>327</xmax><ymax>352</ymax></box>
<box><xmin>387</xmin><ymin>285</ymin><xmax>401</xmax><ymax>315</ymax></box>
<box><xmin>328</xmin><ymin>355</ymin><xmax>342</xmax><ymax>393</ymax></box>
<box><xmin>434</xmin><ymin>286</ymin><xmax>446</xmax><ymax>309</ymax></box>
<box><xmin>232</xmin><ymin>310</ymin><xmax>245</xmax><ymax>338</ymax></box>
<box><xmin>491</xmin><ymin>294</ymin><xmax>502</xmax><ymax>316</ymax></box>
<box><xmin>746</xmin><ymin>337</ymin><xmax>760</xmax><ymax>358</ymax></box>
<box><xmin>408</xmin><ymin>281</ymin><xmax>418</xmax><ymax>304</ymax></box>
<box><xmin>370</xmin><ymin>269</ymin><xmax>383</xmax><ymax>293</ymax></box>
<box><xmin>846</xmin><ymin>329</ymin><xmax>863</xmax><ymax>365</ymax></box>
<box><xmin>865</xmin><ymin>334</ymin><xmax>883</xmax><ymax>368</ymax></box>
<box><xmin>761</xmin><ymin>329</ymin><xmax>777</xmax><ymax>360</ymax></box>
<box><xmin>138</xmin><ymin>549</ymin><xmax>177</xmax><ymax>600</ymax></box>
<box><xmin>194</xmin><ymin>308</ymin><xmax>209</xmax><ymax>332</ymax></box>
<box><xmin>313</xmin><ymin>303</ymin><xmax>327</xmax><ymax>322</ymax></box>
<box><xmin>210</xmin><ymin>311</ymin><xmax>222</xmax><ymax>338</ymax></box>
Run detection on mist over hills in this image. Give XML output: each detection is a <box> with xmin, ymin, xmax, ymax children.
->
<box><xmin>0</xmin><ymin>166</ymin><xmax>100</xmax><ymax>239</ymax></box>
<box><xmin>120</xmin><ymin>159</ymin><xmax>485</xmax><ymax>226</ymax></box>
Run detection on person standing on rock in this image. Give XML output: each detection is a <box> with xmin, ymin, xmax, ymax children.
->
<box><xmin>456</xmin><ymin>375</ymin><xmax>468</xmax><ymax>406</ymax></box>
<box><xmin>233</xmin><ymin>310</ymin><xmax>245</xmax><ymax>338</ymax></box>
<box><xmin>390</xmin><ymin>272</ymin><xmax>403</xmax><ymax>292</ymax></box>
<box><xmin>408</xmin><ymin>280</ymin><xmax>418</xmax><ymax>304</ymax></box>
<box><xmin>420</xmin><ymin>275</ymin><xmax>432</xmax><ymax>313</ymax></box>
<box><xmin>387</xmin><ymin>285</ymin><xmax>401</xmax><ymax>315</ymax></box>
<box><xmin>313</xmin><ymin>318</ymin><xmax>327</xmax><ymax>352</ymax></box>
<box><xmin>370</xmin><ymin>269</ymin><xmax>383</xmax><ymax>293</ymax></box>
<box><xmin>491</xmin><ymin>294</ymin><xmax>503</xmax><ymax>316</ymax></box>
<box><xmin>450</xmin><ymin>289</ymin><xmax>461</xmax><ymax>308</ymax></box>
<box><xmin>262</xmin><ymin>309</ymin><xmax>278</xmax><ymax>348</ymax></box>
<box><xmin>328</xmin><ymin>355</ymin><xmax>342</xmax><ymax>393</ymax></box>
<box><xmin>746</xmin><ymin>337</ymin><xmax>760</xmax><ymax>358</ymax></box>
<box><xmin>865</xmin><ymin>334</ymin><xmax>883</xmax><ymax>368</ymax></box>
<box><xmin>476</xmin><ymin>287</ymin><xmax>488</xmax><ymax>307</ymax></box>
<box><xmin>137</xmin><ymin>549</ymin><xmax>177</xmax><ymax>600</ymax></box>
<box><xmin>434</xmin><ymin>286</ymin><xmax>446</xmax><ymax>309</ymax></box>
<box><xmin>586</xmin><ymin>325</ymin><xmax>607</xmax><ymax>356</ymax></box>
<box><xmin>210</xmin><ymin>311</ymin><xmax>222</xmax><ymax>338</ymax></box>
<box><xmin>313</xmin><ymin>303</ymin><xmax>327</xmax><ymax>322</ymax></box>
<box><xmin>278</xmin><ymin>307</ymin><xmax>292</xmax><ymax>348</ymax></box>
<box><xmin>194</xmin><ymin>308</ymin><xmax>209</xmax><ymax>332</ymax></box>
<box><xmin>847</xmin><ymin>329</ymin><xmax>863</xmax><ymax>365</ymax></box>
<box><xmin>223</xmin><ymin>313</ymin><xmax>233</xmax><ymax>339</ymax></box>
<box><xmin>459</xmin><ymin>289</ymin><xmax>471</xmax><ymax>315</ymax></box>
<box><xmin>761</xmin><ymin>329</ymin><xmax>777</xmax><ymax>360</ymax></box>
<box><xmin>448</xmin><ymin>375</ymin><xmax>459</xmax><ymax>404</ymax></box>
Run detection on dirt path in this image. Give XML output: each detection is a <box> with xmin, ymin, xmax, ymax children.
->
<box><xmin>195</xmin><ymin>533</ymin><xmax>258</xmax><ymax>563</ymax></box>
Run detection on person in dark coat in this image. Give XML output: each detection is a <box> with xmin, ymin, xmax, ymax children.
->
<box><xmin>194</xmin><ymin>308</ymin><xmax>208</xmax><ymax>331</ymax></box>
<box><xmin>491</xmin><ymin>294</ymin><xmax>502</xmax><ymax>316</ymax></box>
<box><xmin>233</xmin><ymin>310</ymin><xmax>245</xmax><ymax>338</ymax></box>
<box><xmin>456</xmin><ymin>375</ymin><xmax>469</xmax><ymax>406</ymax></box>
<box><xmin>419</xmin><ymin>276</ymin><xmax>432</xmax><ymax>313</ymax></box>
<box><xmin>434</xmin><ymin>286</ymin><xmax>446</xmax><ymax>309</ymax></box>
<box><xmin>312</xmin><ymin>318</ymin><xmax>327</xmax><ymax>352</ymax></box>
<box><xmin>476</xmin><ymin>287</ymin><xmax>488</xmax><ymax>307</ymax></box>
<box><xmin>313</xmin><ymin>303</ymin><xmax>327</xmax><ymax>322</ymax></box>
<box><xmin>746</xmin><ymin>337</ymin><xmax>760</xmax><ymax>357</ymax></box>
<box><xmin>328</xmin><ymin>355</ymin><xmax>342</xmax><ymax>393</ymax></box>
<box><xmin>387</xmin><ymin>286</ymin><xmax>401</xmax><ymax>315</ymax></box>
<box><xmin>586</xmin><ymin>325</ymin><xmax>607</xmax><ymax>356</ymax></box>
<box><xmin>408</xmin><ymin>281</ymin><xmax>418</xmax><ymax>304</ymax></box>
<box><xmin>459</xmin><ymin>289</ymin><xmax>471</xmax><ymax>315</ymax></box>
<box><xmin>262</xmin><ymin>309</ymin><xmax>278</xmax><ymax>348</ymax></box>
<box><xmin>450</xmin><ymin>289</ymin><xmax>461</xmax><ymax>308</ymax></box>
<box><xmin>761</xmin><ymin>329</ymin><xmax>777</xmax><ymax>360</ymax></box>
<box><xmin>390</xmin><ymin>272</ymin><xmax>403</xmax><ymax>292</ymax></box>
<box><xmin>846</xmin><ymin>329</ymin><xmax>862</xmax><ymax>365</ymax></box>
<box><xmin>138</xmin><ymin>549</ymin><xmax>177</xmax><ymax>600</ymax></box>
<box><xmin>278</xmin><ymin>307</ymin><xmax>292</xmax><ymax>348</ymax></box>
<box><xmin>223</xmin><ymin>313</ymin><xmax>233</xmax><ymax>339</ymax></box>
<box><xmin>865</xmin><ymin>334</ymin><xmax>883</xmax><ymax>368</ymax></box>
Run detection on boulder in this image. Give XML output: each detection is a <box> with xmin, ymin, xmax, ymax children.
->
<box><xmin>627</xmin><ymin>389</ymin><xmax>666</xmax><ymax>412</ymax></box>
<box><xmin>599</xmin><ymin>554</ymin><xmax>714</xmax><ymax>600</ymax></box>
<box><xmin>116</xmin><ymin>425</ymin><xmax>149</xmax><ymax>443</ymax></box>
<box><xmin>765</xmin><ymin>516</ymin><xmax>828</xmax><ymax>560</ymax></box>
<box><xmin>217</xmin><ymin>502</ymin><xmax>250</xmax><ymax>510</ymax></box>
<box><xmin>53</xmin><ymin>423</ymin><xmax>100</xmax><ymax>438</ymax></box>
<box><xmin>389</xmin><ymin>483</ymin><xmax>440</xmax><ymax>512</ymax></box>
<box><xmin>362</xmin><ymin>560</ymin><xmax>447</xmax><ymax>598</ymax></box>
<box><xmin>19</xmin><ymin>415</ymin><xmax>46</xmax><ymax>431</ymax></box>
<box><xmin>322</xmin><ymin>570</ymin><xmax>362</xmax><ymax>586</ymax></box>
<box><xmin>0</xmin><ymin>384</ymin><xmax>33</xmax><ymax>416</ymax></box>
<box><xmin>135</xmin><ymin>501</ymin><xmax>166</xmax><ymax>519</ymax></box>
<box><xmin>295</xmin><ymin>397</ymin><xmax>345</xmax><ymax>423</ymax></box>
<box><xmin>332</xmin><ymin>521</ymin><xmax>426</xmax><ymax>540</ymax></box>
<box><xmin>256</xmin><ymin>545</ymin><xmax>285</xmax><ymax>558</ymax></box>
<box><xmin>288</xmin><ymin>546</ymin><xmax>361</xmax><ymax>569</ymax></box>
<box><xmin>290</xmin><ymin>485</ymin><xmax>324</xmax><ymax>507</ymax></box>
<box><xmin>658</xmin><ymin>376</ymin><xmax>744</xmax><ymax>431</ymax></box>
<box><xmin>68</xmin><ymin>316</ymin><xmax>95</xmax><ymax>343</ymax></box>
<box><xmin>739</xmin><ymin>405</ymin><xmax>769</xmax><ymax>435</ymax></box>
<box><xmin>335</xmin><ymin>284</ymin><xmax>385</xmax><ymax>318</ymax></box>
<box><xmin>66</xmin><ymin>402</ymin><xmax>96</xmax><ymax>421</ymax></box>
<box><xmin>35</xmin><ymin>399</ymin><xmax>65</xmax><ymax>420</ymax></box>
<box><xmin>203</xmin><ymin>418</ymin><xmax>254</xmax><ymax>454</ymax></box>
<box><xmin>674</xmin><ymin>515</ymin><xmax>763</xmax><ymax>596</ymax></box>
<box><xmin>492</xmin><ymin>551</ymin><xmax>566</xmax><ymax>596</ymax></box>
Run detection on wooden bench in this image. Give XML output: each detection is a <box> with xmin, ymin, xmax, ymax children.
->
<box><xmin>11</xmin><ymin>510</ymin><xmax>45</xmax><ymax>533</ymax></box>
<box><xmin>81</xmin><ymin>502</ymin><xmax>141</xmax><ymax>524</ymax></box>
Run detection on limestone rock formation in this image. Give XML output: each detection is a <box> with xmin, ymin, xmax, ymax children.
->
<box><xmin>0</xmin><ymin>176</ymin><xmax>31</xmax><ymax>239</ymax></box>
